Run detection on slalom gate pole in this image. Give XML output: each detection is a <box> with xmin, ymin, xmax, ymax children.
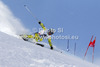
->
<box><xmin>92</xmin><ymin>37</ymin><xmax>96</xmax><ymax>63</ymax></box>
<box><xmin>67</xmin><ymin>39</ymin><xmax>69</xmax><ymax>52</ymax></box>
<box><xmin>92</xmin><ymin>47</ymin><xmax>94</xmax><ymax>63</ymax></box>
<box><xmin>84</xmin><ymin>45</ymin><xmax>89</xmax><ymax>60</ymax></box>
<box><xmin>84</xmin><ymin>35</ymin><xmax>93</xmax><ymax>60</ymax></box>
<box><xmin>90</xmin><ymin>35</ymin><xmax>93</xmax><ymax>42</ymax></box>
<box><xmin>74</xmin><ymin>42</ymin><xmax>76</xmax><ymax>55</ymax></box>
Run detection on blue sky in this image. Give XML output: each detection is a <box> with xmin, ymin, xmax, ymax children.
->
<box><xmin>2</xmin><ymin>0</ymin><xmax>100</xmax><ymax>63</ymax></box>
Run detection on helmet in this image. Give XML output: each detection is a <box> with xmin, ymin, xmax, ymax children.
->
<box><xmin>48</xmin><ymin>28</ymin><xmax>54</xmax><ymax>35</ymax></box>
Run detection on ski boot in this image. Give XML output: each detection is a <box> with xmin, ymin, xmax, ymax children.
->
<box><xmin>50</xmin><ymin>46</ymin><xmax>53</xmax><ymax>50</ymax></box>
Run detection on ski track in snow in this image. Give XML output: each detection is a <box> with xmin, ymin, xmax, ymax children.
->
<box><xmin>0</xmin><ymin>32</ymin><xmax>99</xmax><ymax>67</ymax></box>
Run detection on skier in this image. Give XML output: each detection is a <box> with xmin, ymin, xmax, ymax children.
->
<box><xmin>26</xmin><ymin>21</ymin><xmax>54</xmax><ymax>50</ymax></box>
<box><xmin>23</xmin><ymin>5</ymin><xmax>54</xmax><ymax>49</ymax></box>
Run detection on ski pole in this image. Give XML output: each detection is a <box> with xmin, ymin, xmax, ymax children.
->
<box><xmin>24</xmin><ymin>5</ymin><xmax>39</xmax><ymax>22</ymax></box>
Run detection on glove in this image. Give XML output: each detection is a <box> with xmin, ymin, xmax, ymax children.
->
<box><xmin>38</xmin><ymin>21</ymin><xmax>41</xmax><ymax>24</ymax></box>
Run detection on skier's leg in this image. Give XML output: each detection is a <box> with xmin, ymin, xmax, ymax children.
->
<box><xmin>34</xmin><ymin>33</ymin><xmax>43</xmax><ymax>42</ymax></box>
<box><xmin>48</xmin><ymin>37</ymin><xmax>53</xmax><ymax>50</ymax></box>
<box><xmin>27</xmin><ymin>35</ymin><xmax>33</xmax><ymax>38</ymax></box>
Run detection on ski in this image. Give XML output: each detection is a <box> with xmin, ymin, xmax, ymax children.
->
<box><xmin>36</xmin><ymin>43</ymin><xmax>44</xmax><ymax>47</ymax></box>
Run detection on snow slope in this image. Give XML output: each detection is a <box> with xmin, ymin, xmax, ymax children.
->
<box><xmin>0</xmin><ymin>32</ymin><xmax>99</xmax><ymax>67</ymax></box>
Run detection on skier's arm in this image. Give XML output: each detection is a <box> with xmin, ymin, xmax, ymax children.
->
<box><xmin>38</xmin><ymin>21</ymin><xmax>46</xmax><ymax>30</ymax></box>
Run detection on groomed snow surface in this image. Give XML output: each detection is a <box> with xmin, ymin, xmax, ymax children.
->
<box><xmin>0</xmin><ymin>32</ymin><xmax>99</xmax><ymax>67</ymax></box>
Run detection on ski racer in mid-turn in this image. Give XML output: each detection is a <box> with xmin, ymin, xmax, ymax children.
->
<box><xmin>21</xmin><ymin>21</ymin><xmax>54</xmax><ymax>50</ymax></box>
